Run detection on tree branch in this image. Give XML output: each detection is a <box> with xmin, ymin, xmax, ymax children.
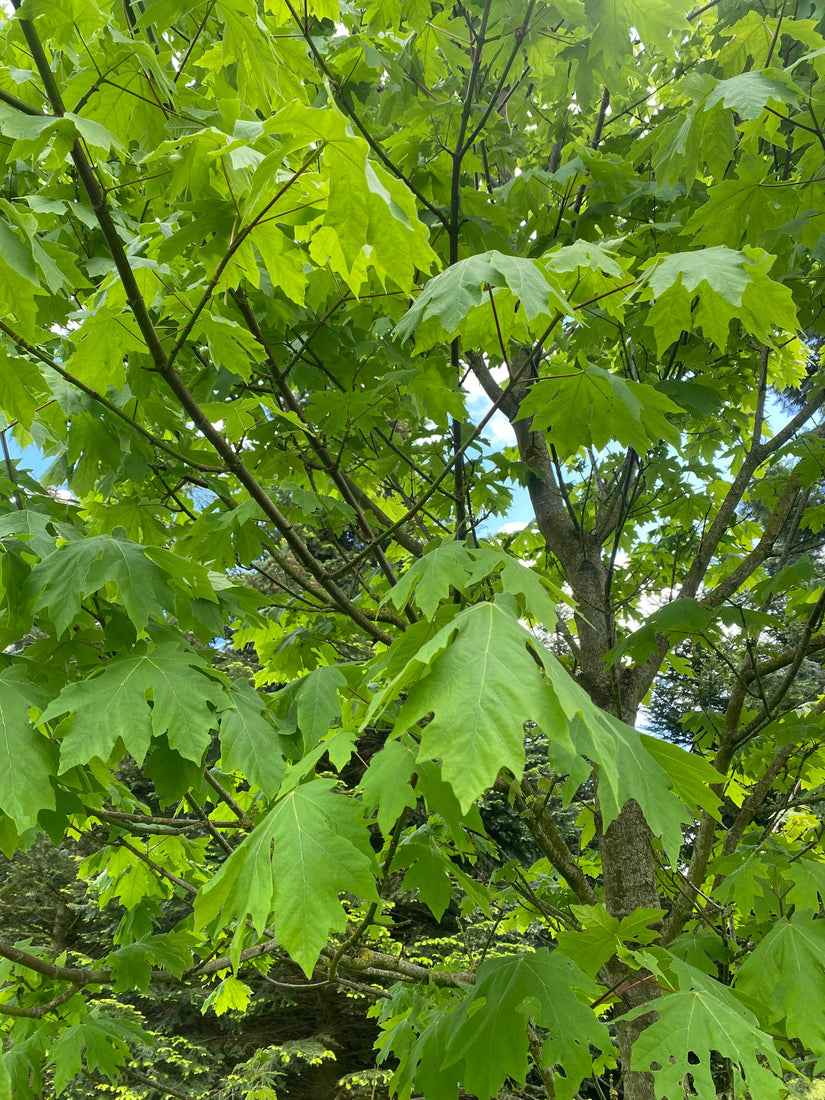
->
<box><xmin>494</xmin><ymin>775</ymin><xmax>599</xmax><ymax>906</ymax></box>
<box><xmin>0</xmin><ymin>982</ymin><xmax>81</xmax><ymax>1019</ymax></box>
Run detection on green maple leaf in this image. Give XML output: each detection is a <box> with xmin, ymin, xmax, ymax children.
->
<box><xmin>543</xmin><ymin>239</ymin><xmax>624</xmax><ymax>277</ymax></box>
<box><xmin>496</xmin><ymin>556</ymin><xmax>560</xmax><ymax>629</ymax></box>
<box><xmin>107</xmin><ymin>933</ymin><xmax>192</xmax><ymax>993</ymax></box>
<box><xmin>586</xmin><ymin>0</ymin><xmax>691</xmax><ymax>76</ymax></box>
<box><xmin>628</xmin><ymin>958</ymin><xmax>784</xmax><ymax>1100</ymax></box>
<box><xmin>26</xmin><ymin>533</ymin><xmax>177</xmax><ymax>635</ymax></box>
<box><xmin>106</xmin><ymin>942</ymin><xmax>155</xmax><ymax>993</ymax></box>
<box><xmin>705</xmin><ymin>70</ymin><xmax>799</xmax><ymax>120</ymax></box>
<box><xmin>0</xmin><ymin>1047</ymin><xmax>10</xmax><ymax>1100</ymax></box>
<box><xmin>41</xmin><ymin>642</ymin><xmax>226</xmax><ymax>771</ymax></box>
<box><xmin>415</xmin><ymin>761</ymin><xmax>486</xmax><ymax>851</ymax></box>
<box><xmin>735</xmin><ymin>911</ymin><xmax>825</xmax><ymax>1054</ymax></box>
<box><xmin>219</xmin><ymin>678</ymin><xmax>286</xmax><ymax>798</ymax></box>
<box><xmin>654</xmin><ymin>75</ymin><xmax>737</xmax><ymax>187</ymax></box>
<box><xmin>519</xmin><ymin>367</ymin><xmax>684</xmax><ymax>459</ymax></box>
<box><xmin>644</xmin><ymin>246</ymin><xmax>751</xmax><ymax>305</ymax></box>
<box><xmin>736</xmin><ymin>246</ymin><xmax>798</xmax><ymax>340</ymax></box>
<box><xmin>442</xmin><ymin>950</ymin><xmax>607</xmax><ymax>1100</ymax></box>
<box><xmin>564</xmin><ymin>713</ymin><xmax>696</xmax><ymax>865</ymax></box>
<box><xmin>66</xmin><ymin>306</ymin><xmax>145</xmax><ymax>392</ymax></box>
<box><xmin>393</xmin><ymin>602</ymin><xmax>565</xmax><ymax>811</ymax></box>
<box><xmin>0</xmin><ymin>344</ymin><xmax>49</xmax><ymax>434</ymax></box>
<box><xmin>195</xmin><ymin>778</ymin><xmax>378</xmax><ymax>976</ymax></box>
<box><xmin>272</xmin><ymin>101</ymin><xmax>436</xmax><ymax>292</ymax></box>
<box><xmin>642</xmin><ymin>246</ymin><xmax>797</xmax><ymax>352</ymax></box>
<box><xmin>393</xmin><ymin>830</ymin><xmax>453</xmax><ymax>921</ymax></box>
<box><xmin>385</xmin><ymin>541</ymin><xmax>481</xmax><ymax>619</ymax></box>
<box><xmin>0</xmin><ymin>665</ymin><xmax>56</xmax><ymax>831</ymax></box>
<box><xmin>540</xmin><ymin>649</ymin><xmax>718</xmax><ymax>863</ymax></box>
<box><xmin>640</xmin><ymin>736</ymin><xmax>723</xmax><ymax>822</ymax></box>
<box><xmin>203</xmin><ymin>975</ymin><xmax>253</xmax><ymax>1017</ymax></box>
<box><xmin>387</xmin><ymin>544</ymin><xmax>559</xmax><ymax>627</ymax></box>
<box><xmin>54</xmin><ymin>1017</ymin><xmax>143</xmax><ymax>1090</ymax></box>
<box><xmin>359</xmin><ymin>738</ymin><xmax>419</xmax><ymax>835</ymax></box>
<box><xmin>250</xmin><ymin>221</ymin><xmax>307</xmax><ymax>304</ymax></box>
<box><xmin>0</xmin><ymin>508</ymin><xmax>80</xmax><ymax>563</ymax></box>
<box><xmin>0</xmin><ymin>210</ymin><xmax>38</xmax><ymax>286</ymax></box>
<box><xmin>717</xmin><ymin>11</ymin><xmax>776</xmax><ymax>74</ymax></box>
<box><xmin>686</xmin><ymin>163</ymin><xmax>786</xmax><ymax>248</ymax></box>
<box><xmin>405</xmin><ymin>1011</ymin><xmax>463</xmax><ymax>1100</ymax></box>
<box><xmin>394</xmin><ymin>250</ymin><xmax>568</xmax><ymax>348</ymax></box>
<box><xmin>557</xmin><ymin>905</ymin><xmax>665</xmax><ymax>979</ymax></box>
<box><xmin>608</xmin><ymin>596</ymin><xmax>714</xmax><ymax>665</ymax></box>
<box><xmin>190</xmin><ymin>315</ymin><xmax>267</xmax><ymax>380</ymax></box>
<box><xmin>295</xmin><ymin>665</ymin><xmax>347</xmax><ymax>751</ymax></box>
<box><xmin>48</xmin><ymin>1013</ymin><xmax>149</xmax><ymax>1095</ymax></box>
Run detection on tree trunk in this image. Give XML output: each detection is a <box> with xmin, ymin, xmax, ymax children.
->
<box><xmin>601</xmin><ymin>799</ymin><xmax>661</xmax><ymax>1100</ymax></box>
<box><xmin>517</xmin><ymin>415</ymin><xmax>664</xmax><ymax>1100</ymax></box>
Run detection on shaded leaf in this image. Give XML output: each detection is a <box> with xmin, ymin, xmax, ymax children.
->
<box><xmin>0</xmin><ymin>665</ymin><xmax>56</xmax><ymax>830</ymax></box>
<box><xmin>444</xmin><ymin>950</ymin><xmax>608</xmax><ymax>1100</ymax></box>
<box><xmin>27</xmin><ymin>533</ymin><xmax>176</xmax><ymax>635</ymax></box>
<box><xmin>359</xmin><ymin>738</ymin><xmax>419</xmax><ymax>835</ymax></box>
<box><xmin>219</xmin><ymin>678</ymin><xmax>287</xmax><ymax>798</ymax></box>
<box><xmin>736</xmin><ymin>911</ymin><xmax>825</xmax><ymax>1054</ymax></box>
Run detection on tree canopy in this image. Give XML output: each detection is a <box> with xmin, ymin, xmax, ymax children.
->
<box><xmin>1</xmin><ymin>0</ymin><xmax>825</xmax><ymax>1097</ymax></box>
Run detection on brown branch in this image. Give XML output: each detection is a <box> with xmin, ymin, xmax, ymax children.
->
<box><xmin>123</xmin><ymin>1067</ymin><xmax>195</xmax><ymax>1100</ymax></box>
<box><xmin>528</xmin><ymin>1024</ymin><xmax>557</xmax><ymax>1100</ymax></box>
<box><xmin>173</xmin><ymin>0</ymin><xmax>216</xmax><ymax>83</ymax></box>
<box><xmin>0</xmin><ymin>430</ymin><xmax>23</xmax><ymax>509</ymax></box>
<box><xmin>88</xmin><ymin>807</ymin><xmax>243</xmax><ymax>830</ymax></box>
<box><xmin>118</xmin><ymin>838</ymin><xmax>198</xmax><ymax>895</ymax></box>
<box><xmin>166</xmin><ymin>146</ymin><xmax>323</xmax><ymax>373</ymax></box>
<box><xmin>573</xmin><ymin>86</ymin><xmax>610</xmax><ymax>215</ymax></box>
<box><xmin>0</xmin><ymin>939</ymin><xmax>110</xmax><ymax>985</ymax></box>
<box><xmin>494</xmin><ymin>775</ymin><xmax>599</xmax><ymax>906</ymax></box>
<box><xmin>0</xmin><ymin>982</ymin><xmax>81</xmax><ymax>1019</ymax></box>
<box><xmin>10</xmin><ymin>28</ymin><xmax>387</xmax><ymax>637</ymax></box>
<box><xmin>700</xmin><ymin>466</ymin><xmax>802</xmax><ymax>608</ymax></box>
<box><xmin>203</xmin><ymin>767</ymin><xmax>253</xmax><ymax>825</ymax></box>
<box><xmin>731</xmin><ymin>590</ymin><xmax>825</xmax><ymax>748</ymax></box>
<box><xmin>751</xmin><ymin>346</ymin><xmax>769</xmax><ymax>449</ymax></box>
<box><xmin>740</xmin><ymin>634</ymin><xmax>825</xmax><ymax>685</ymax></box>
<box><xmin>319</xmin><ymin>945</ymin><xmax>475</xmax><ymax>988</ymax></box>
<box><xmin>0</xmin><ymin>83</ymin><xmax>43</xmax><ymax>114</ymax></box>
<box><xmin>687</xmin><ymin>0</ymin><xmax>721</xmax><ymax>19</ymax></box>
<box><xmin>720</xmin><ymin>743</ymin><xmax>795</xmax><ymax>859</ymax></box>
<box><xmin>159</xmin><ymin>367</ymin><xmax>395</xmax><ymax>641</ymax></box>
<box><xmin>0</xmin><ymin>323</ymin><xmax>225</xmax><ymax>476</ymax></box>
<box><xmin>185</xmin><ymin>793</ymin><xmax>234</xmax><ymax>855</ymax></box>
<box><xmin>231</xmin><ymin>290</ymin><xmax>421</xmax><ymax>565</ymax></box>
<box><xmin>328</xmin><ymin>346</ymin><xmax>543</xmax><ymax>579</ymax></box>
<box><xmin>461</xmin><ymin>8</ymin><xmax>535</xmax><ymax>154</ymax></box>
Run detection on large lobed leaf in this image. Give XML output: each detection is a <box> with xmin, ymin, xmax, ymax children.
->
<box><xmin>194</xmin><ymin>778</ymin><xmax>378</xmax><ymax>976</ymax></box>
<box><xmin>390</xmin><ymin>601</ymin><xmax>570</xmax><ymax>811</ymax></box>
<box><xmin>41</xmin><ymin>643</ymin><xmax>227</xmax><ymax>771</ymax></box>
<box><xmin>396</xmin><ymin>949</ymin><xmax>609</xmax><ymax>1100</ymax></box>
<box><xmin>518</xmin><ymin>365</ymin><xmax>685</xmax><ymax>459</ymax></box>
<box><xmin>0</xmin><ymin>665</ymin><xmax>56</xmax><ymax>831</ymax></box>
<box><xmin>628</xmin><ymin>958</ymin><xmax>785</xmax><ymax>1100</ymax></box>
<box><xmin>735</xmin><ymin>911</ymin><xmax>825</xmax><ymax>1056</ymax></box>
